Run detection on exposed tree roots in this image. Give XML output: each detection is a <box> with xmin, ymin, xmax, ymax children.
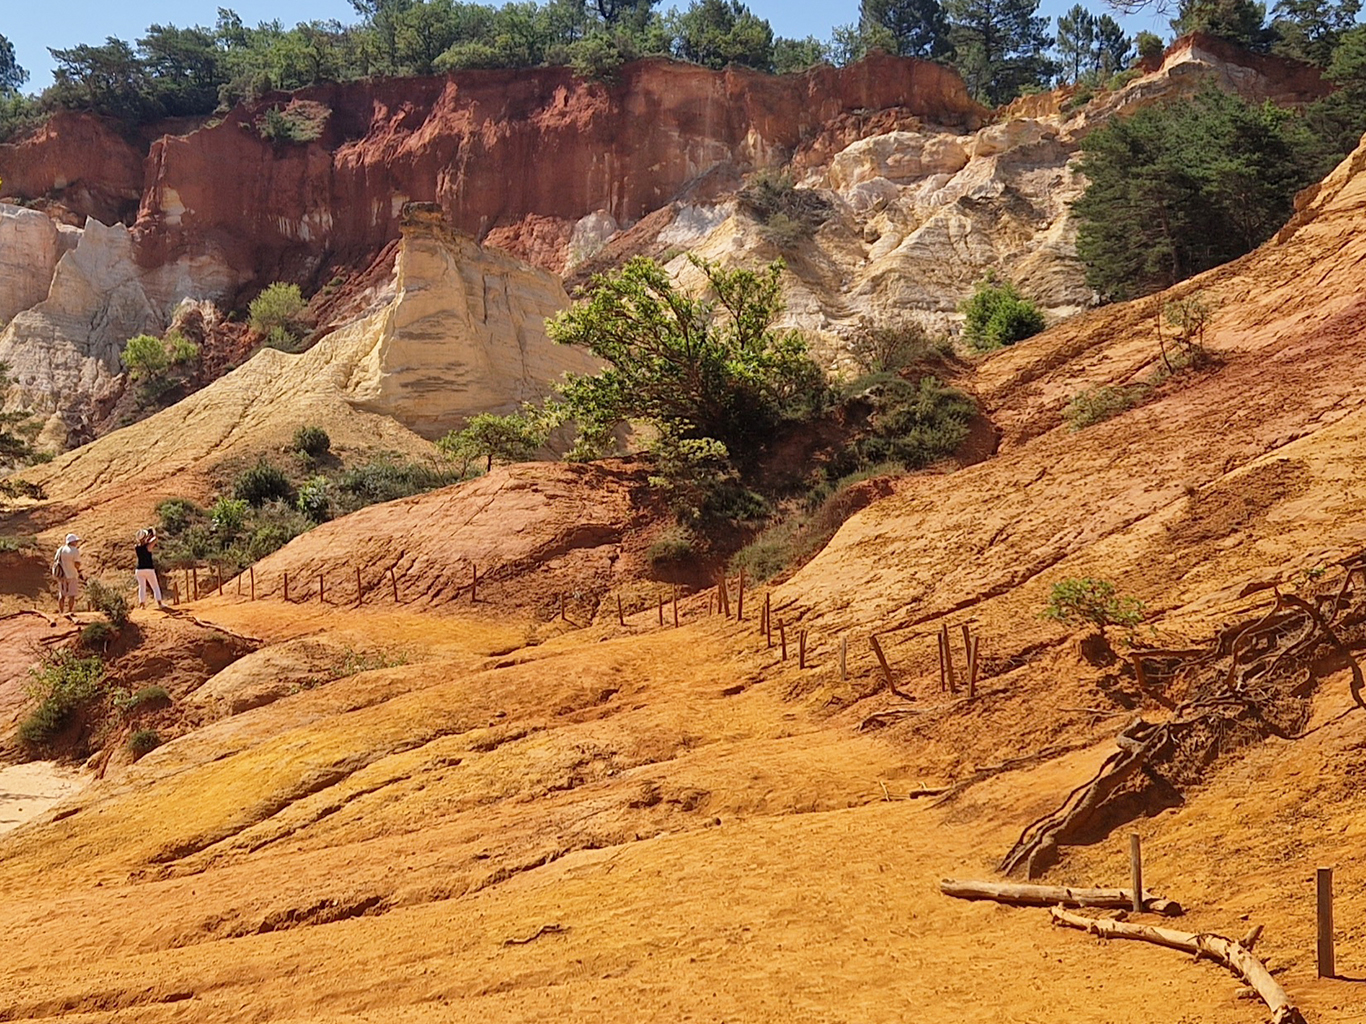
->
<box><xmin>1002</xmin><ymin>558</ymin><xmax>1366</xmax><ymax>878</ymax></box>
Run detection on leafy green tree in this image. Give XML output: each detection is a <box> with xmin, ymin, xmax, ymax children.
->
<box><xmin>1306</xmin><ymin>24</ymin><xmax>1366</xmax><ymax>153</ymax></box>
<box><xmin>46</xmin><ymin>38</ymin><xmax>157</xmax><ymax>121</ymax></box>
<box><xmin>437</xmin><ymin>411</ymin><xmax>547</xmax><ymax>472</ymax></box>
<box><xmin>137</xmin><ymin>24</ymin><xmax>225</xmax><ymax>116</ymax></box>
<box><xmin>1271</xmin><ymin>0</ymin><xmax>1360</xmax><ymax>65</ymax></box>
<box><xmin>773</xmin><ymin>36</ymin><xmax>831</xmax><ymax>72</ymax></box>
<box><xmin>946</xmin><ymin>0</ymin><xmax>1057</xmax><ymax>104</ymax></box>
<box><xmin>959</xmin><ymin>275</ymin><xmax>1045</xmax><ymax>349</ymax></box>
<box><xmin>0</xmin><ymin>362</ymin><xmax>40</xmax><ymax>470</ymax></box>
<box><xmin>671</xmin><ymin>0</ymin><xmax>775</xmax><ymax>71</ymax></box>
<box><xmin>860</xmin><ymin>0</ymin><xmax>955</xmax><ymax>59</ymax></box>
<box><xmin>546</xmin><ymin>255</ymin><xmax>825</xmax><ymax>456</ymax></box>
<box><xmin>120</xmin><ymin>332</ymin><xmax>199</xmax><ymax>388</ymax></box>
<box><xmin>1170</xmin><ymin>0</ymin><xmax>1272</xmax><ymax>50</ymax></box>
<box><xmin>829</xmin><ymin>21</ymin><xmax>898</xmax><ymax>65</ymax></box>
<box><xmin>0</xmin><ymin>33</ymin><xmax>28</xmax><ymax>93</ymax></box>
<box><xmin>1043</xmin><ymin>577</ymin><xmax>1144</xmax><ymax>636</ymax></box>
<box><xmin>1073</xmin><ymin>89</ymin><xmax>1323</xmax><ymax>299</ymax></box>
<box><xmin>1135</xmin><ymin>29</ymin><xmax>1165</xmax><ymax>64</ymax></box>
<box><xmin>1056</xmin><ymin>4</ymin><xmax>1096</xmax><ymax>82</ymax></box>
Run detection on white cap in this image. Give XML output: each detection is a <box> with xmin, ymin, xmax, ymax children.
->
<box><xmin>65</xmin><ymin>533</ymin><xmax>80</xmax><ymax>544</ymax></box>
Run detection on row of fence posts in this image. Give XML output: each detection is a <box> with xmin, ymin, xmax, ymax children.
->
<box><xmin>167</xmin><ymin>562</ymin><xmax>480</xmax><ymax>608</ymax></box>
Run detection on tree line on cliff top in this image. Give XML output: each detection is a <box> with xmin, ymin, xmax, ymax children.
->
<box><xmin>0</xmin><ymin>0</ymin><xmax>1363</xmax><ymax>141</ymax></box>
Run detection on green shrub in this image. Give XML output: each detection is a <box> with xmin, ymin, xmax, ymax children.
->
<box><xmin>1042</xmin><ymin>577</ymin><xmax>1145</xmax><ymax>636</ymax></box>
<box><xmin>248</xmin><ymin>283</ymin><xmax>306</xmax><ymax>343</ymax></box>
<box><xmin>646</xmin><ymin>526</ymin><xmax>697</xmax><ymax>567</ymax></box>
<box><xmin>121</xmin><ymin>334</ymin><xmax>171</xmax><ymax>380</ymax></box>
<box><xmin>1064</xmin><ymin>385</ymin><xmax>1146</xmax><ymax>429</ymax></box>
<box><xmin>859</xmin><ymin>376</ymin><xmax>976</xmax><ymax>469</ymax></box>
<box><xmin>79</xmin><ymin>620</ymin><xmax>118</xmax><ymax>650</ymax></box>
<box><xmin>296</xmin><ymin>476</ymin><xmax>332</xmax><ymax>523</ymax></box>
<box><xmin>18</xmin><ymin>650</ymin><xmax>105</xmax><ymax>749</ymax></box>
<box><xmin>960</xmin><ymin>276</ymin><xmax>1046</xmax><ymax>351</ymax></box>
<box><xmin>127</xmin><ymin>728</ymin><xmax>162</xmax><ymax>758</ymax></box>
<box><xmin>85</xmin><ymin>579</ymin><xmax>129</xmax><ymax>627</ymax></box>
<box><xmin>292</xmin><ymin>425</ymin><xmax>331</xmax><ymax>458</ymax></box>
<box><xmin>164</xmin><ymin>330</ymin><xmax>199</xmax><ymax>364</ymax></box>
<box><xmin>210</xmin><ymin>496</ymin><xmax>250</xmax><ymax>534</ymax></box>
<box><xmin>848</xmin><ymin>318</ymin><xmax>944</xmax><ymax>375</ymax></box>
<box><xmin>0</xmin><ymin>534</ymin><xmax>34</xmax><ymax>553</ymax></box>
<box><xmin>737</xmin><ymin>169</ymin><xmax>833</xmax><ymax>246</ymax></box>
<box><xmin>255</xmin><ymin>100</ymin><xmax>329</xmax><ymax>143</ymax></box>
<box><xmin>233</xmin><ymin>459</ymin><xmax>294</xmax><ymax>507</ymax></box>
<box><xmin>156</xmin><ymin>497</ymin><xmax>201</xmax><ymax>534</ymax></box>
<box><xmin>437</xmin><ymin>412</ymin><xmax>545</xmax><ymax>474</ymax></box>
<box><xmin>335</xmin><ymin>455</ymin><xmax>458</xmax><ymax>511</ymax></box>
<box><xmin>264</xmin><ymin>325</ymin><xmax>304</xmax><ymax>352</ymax></box>
<box><xmin>114</xmin><ymin>685</ymin><xmax>171</xmax><ymax>715</ymax></box>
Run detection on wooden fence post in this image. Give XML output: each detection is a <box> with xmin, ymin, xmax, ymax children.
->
<box><xmin>968</xmin><ymin>635</ymin><xmax>979</xmax><ymax>699</ymax></box>
<box><xmin>840</xmin><ymin>635</ymin><xmax>847</xmax><ymax>681</ymax></box>
<box><xmin>283</xmin><ymin>571</ymin><xmax>289</xmax><ymax>602</ymax></box>
<box><xmin>250</xmin><ymin>565</ymin><xmax>255</xmax><ymax>601</ymax></box>
<box><xmin>236</xmin><ymin>572</ymin><xmax>242</xmax><ymax>597</ymax></box>
<box><xmin>737</xmin><ymin>570</ymin><xmax>744</xmax><ymax>621</ymax></box>
<box><xmin>673</xmin><ymin>589</ymin><xmax>679</xmax><ymax>627</ymax></box>
<box><xmin>937</xmin><ymin>631</ymin><xmax>947</xmax><ymax>692</ymax></box>
<box><xmin>1129</xmin><ymin>834</ymin><xmax>1144</xmax><ymax>913</ymax></box>
<box><xmin>657</xmin><ymin>594</ymin><xmax>664</xmax><ymax>626</ymax></box>
<box><xmin>869</xmin><ymin>635</ymin><xmax>893</xmax><ymax>690</ymax></box>
<box><xmin>764</xmin><ymin>594</ymin><xmax>772</xmax><ymax>646</ymax></box>
<box><xmin>192</xmin><ymin>566</ymin><xmax>198</xmax><ymax>601</ymax></box>
<box><xmin>470</xmin><ymin>564</ymin><xmax>477</xmax><ymax>603</ymax></box>
<box><xmin>942</xmin><ymin>623</ymin><xmax>957</xmax><ymax>694</ymax></box>
<box><xmin>719</xmin><ymin>576</ymin><xmax>730</xmax><ymax>617</ymax></box>
<box><xmin>799</xmin><ymin>629</ymin><xmax>807</xmax><ymax>669</ymax></box>
<box><xmin>172</xmin><ymin>579</ymin><xmax>179</xmax><ymax>605</ymax></box>
<box><xmin>216</xmin><ymin>565</ymin><xmax>223</xmax><ymax>597</ymax></box>
<box><xmin>319</xmin><ymin>572</ymin><xmax>325</xmax><ymax>604</ymax></box>
<box><xmin>617</xmin><ymin>594</ymin><xmax>625</xmax><ymax>626</ymax></box>
<box><xmin>779</xmin><ymin>621</ymin><xmax>787</xmax><ymax>661</ymax></box>
<box><xmin>389</xmin><ymin>567</ymin><xmax>398</xmax><ymax>603</ymax></box>
<box><xmin>562</xmin><ymin>592</ymin><xmax>568</xmax><ymax>621</ymax></box>
<box><xmin>1318</xmin><ymin>867</ymin><xmax>1336</xmax><ymax>978</ymax></box>
<box><xmin>356</xmin><ymin>567</ymin><xmax>363</xmax><ymax>607</ymax></box>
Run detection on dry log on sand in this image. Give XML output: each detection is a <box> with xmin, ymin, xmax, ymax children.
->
<box><xmin>941</xmin><ymin>879</ymin><xmax>1182</xmax><ymax>916</ymax></box>
<box><xmin>1049</xmin><ymin>907</ymin><xmax>1304</xmax><ymax>1024</ymax></box>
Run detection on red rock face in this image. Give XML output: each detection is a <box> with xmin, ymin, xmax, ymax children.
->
<box><xmin>12</xmin><ymin>54</ymin><xmax>986</xmax><ymax>286</ymax></box>
<box><xmin>0</xmin><ymin>112</ymin><xmax>145</xmax><ymax>226</ymax></box>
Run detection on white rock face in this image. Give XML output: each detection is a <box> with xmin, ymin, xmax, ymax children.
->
<box><xmin>564</xmin><ymin>210</ymin><xmax>620</xmax><ymax>270</ymax></box>
<box><xmin>0</xmin><ymin>216</ymin><xmax>233</xmax><ymax>447</ymax></box>
<box><xmin>0</xmin><ymin>205</ymin><xmax>63</xmax><ymax>323</ymax></box>
<box><xmin>343</xmin><ymin>210</ymin><xmax>599</xmax><ymax>438</ymax></box>
<box><xmin>828</xmin><ymin>131</ymin><xmax>970</xmax><ymax>190</ymax></box>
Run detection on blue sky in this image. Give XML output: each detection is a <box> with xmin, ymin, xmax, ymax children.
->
<box><xmin>4</xmin><ymin>1</ymin><xmax>1170</xmax><ymax>91</ymax></box>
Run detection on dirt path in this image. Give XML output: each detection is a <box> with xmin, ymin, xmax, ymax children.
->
<box><xmin>0</xmin><ymin>760</ymin><xmax>86</xmax><ymax>835</ymax></box>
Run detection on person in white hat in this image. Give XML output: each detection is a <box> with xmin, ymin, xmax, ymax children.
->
<box><xmin>52</xmin><ymin>533</ymin><xmax>83</xmax><ymax>614</ymax></box>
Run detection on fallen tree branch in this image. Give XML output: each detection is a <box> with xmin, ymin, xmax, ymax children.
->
<box><xmin>503</xmin><ymin>922</ymin><xmax>568</xmax><ymax>945</ymax></box>
<box><xmin>1049</xmin><ymin>907</ymin><xmax>1304</xmax><ymax>1024</ymax></box>
<box><xmin>940</xmin><ymin>879</ymin><xmax>1182</xmax><ymax>916</ymax></box>
<box><xmin>0</xmin><ymin>609</ymin><xmax>58</xmax><ymax>626</ymax></box>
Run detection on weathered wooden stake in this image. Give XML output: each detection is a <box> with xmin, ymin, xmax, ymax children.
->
<box><xmin>617</xmin><ymin>594</ymin><xmax>625</xmax><ymax>626</ymax></box>
<box><xmin>657</xmin><ymin>594</ymin><xmax>664</xmax><ymax>626</ymax></box>
<box><xmin>937</xmin><ymin>631</ymin><xmax>947</xmax><ymax>692</ymax></box>
<box><xmin>356</xmin><ymin>567</ymin><xmax>363</xmax><ymax>607</ymax></box>
<box><xmin>1129</xmin><ymin>833</ymin><xmax>1144</xmax><ymax>913</ymax></box>
<box><xmin>250</xmin><ymin>565</ymin><xmax>255</xmax><ymax>601</ymax></box>
<box><xmin>673</xmin><ymin>589</ymin><xmax>679</xmax><ymax>627</ymax></box>
<box><xmin>799</xmin><ymin>629</ymin><xmax>807</xmax><ymax>669</ymax></box>
<box><xmin>192</xmin><ymin>566</ymin><xmax>199</xmax><ymax>600</ymax></box>
<box><xmin>840</xmin><ymin>635</ymin><xmax>848</xmax><ymax>681</ymax></box>
<box><xmin>968</xmin><ymin>636</ymin><xmax>979</xmax><ymax>699</ymax></box>
<box><xmin>1318</xmin><ymin>866</ymin><xmax>1336</xmax><ymax>978</ymax></box>
<box><xmin>319</xmin><ymin>572</ymin><xmax>325</xmax><ymax>604</ymax></box>
<box><xmin>869</xmin><ymin>635</ymin><xmax>893</xmax><ymax>690</ymax></box>
<box><xmin>779</xmin><ymin>621</ymin><xmax>787</xmax><ymax>661</ymax></box>
<box><xmin>471</xmin><ymin>564</ymin><xmax>478</xmax><ymax>603</ymax></box>
<box><xmin>719</xmin><ymin>575</ymin><xmax>730</xmax><ymax>617</ymax></box>
<box><xmin>562</xmin><ymin>592</ymin><xmax>568</xmax><ymax>621</ymax></box>
<box><xmin>172</xmin><ymin>580</ymin><xmax>179</xmax><ymax>605</ymax></box>
<box><xmin>764</xmin><ymin>593</ymin><xmax>771</xmax><ymax>644</ymax></box>
<box><xmin>942</xmin><ymin>623</ymin><xmax>957</xmax><ymax>693</ymax></box>
<box><xmin>389</xmin><ymin>566</ymin><xmax>398</xmax><ymax>603</ymax></box>
<box><xmin>736</xmin><ymin>570</ymin><xmax>744</xmax><ymax>621</ymax></box>
<box><xmin>284</xmin><ymin>572</ymin><xmax>290</xmax><ymax>602</ymax></box>
<box><xmin>216</xmin><ymin>565</ymin><xmax>223</xmax><ymax>596</ymax></box>
<box><xmin>237</xmin><ymin>572</ymin><xmax>242</xmax><ymax>597</ymax></box>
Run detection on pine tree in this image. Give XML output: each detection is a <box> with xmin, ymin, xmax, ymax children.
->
<box><xmin>0</xmin><ymin>33</ymin><xmax>27</xmax><ymax>93</ymax></box>
<box><xmin>946</xmin><ymin>0</ymin><xmax>1056</xmax><ymax>104</ymax></box>
<box><xmin>1170</xmin><ymin>0</ymin><xmax>1271</xmax><ymax>51</ymax></box>
<box><xmin>1056</xmin><ymin>4</ymin><xmax>1095</xmax><ymax>82</ymax></box>
<box><xmin>860</xmin><ymin>0</ymin><xmax>955</xmax><ymax>59</ymax></box>
<box><xmin>1091</xmin><ymin>14</ymin><xmax>1131</xmax><ymax>74</ymax></box>
<box><xmin>1270</xmin><ymin>0</ymin><xmax>1361</xmax><ymax>65</ymax></box>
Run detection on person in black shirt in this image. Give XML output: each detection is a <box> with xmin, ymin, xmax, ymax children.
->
<box><xmin>134</xmin><ymin>528</ymin><xmax>166</xmax><ymax>609</ymax></box>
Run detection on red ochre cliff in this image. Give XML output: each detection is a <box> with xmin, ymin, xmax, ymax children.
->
<box><xmin>1</xmin><ymin>53</ymin><xmax>985</xmax><ymax>288</ymax></box>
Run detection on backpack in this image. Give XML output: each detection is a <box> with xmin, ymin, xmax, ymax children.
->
<box><xmin>51</xmin><ymin>551</ymin><xmax>63</xmax><ymax>578</ymax></box>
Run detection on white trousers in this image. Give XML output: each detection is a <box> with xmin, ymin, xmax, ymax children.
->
<box><xmin>135</xmin><ymin>568</ymin><xmax>163</xmax><ymax>606</ymax></box>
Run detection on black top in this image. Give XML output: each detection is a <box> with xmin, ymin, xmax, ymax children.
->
<box><xmin>135</xmin><ymin>544</ymin><xmax>154</xmax><ymax>570</ymax></box>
